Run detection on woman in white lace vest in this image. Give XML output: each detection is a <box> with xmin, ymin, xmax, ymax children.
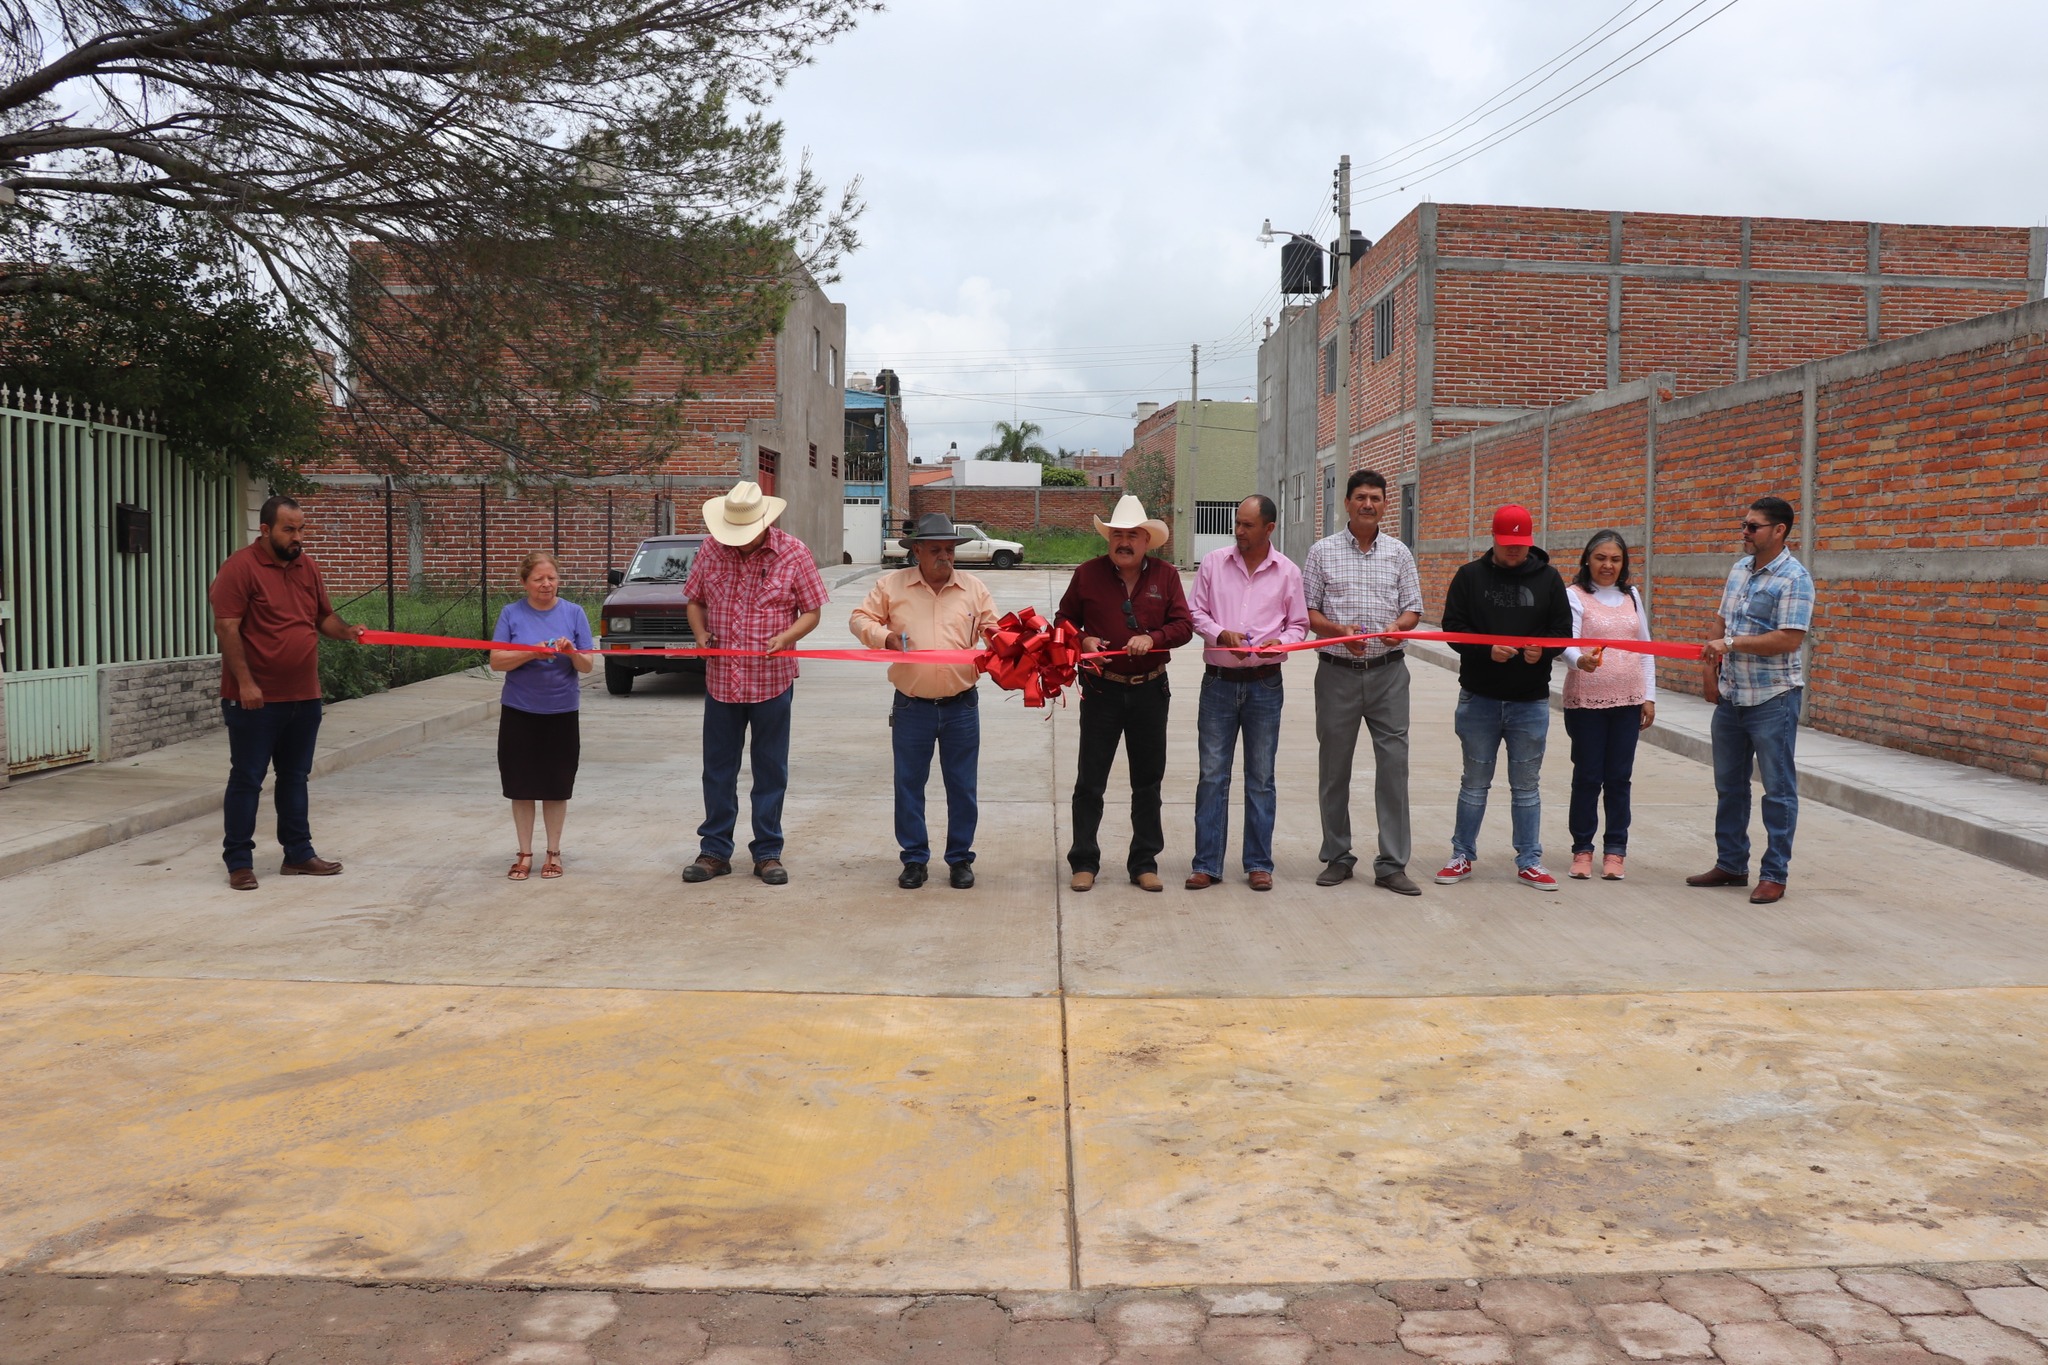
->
<box><xmin>1561</xmin><ymin>530</ymin><xmax>1657</xmax><ymax>881</ymax></box>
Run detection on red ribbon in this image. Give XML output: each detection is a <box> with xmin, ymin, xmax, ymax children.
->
<box><xmin>356</xmin><ymin>629</ymin><xmax>981</xmax><ymax>665</ymax></box>
<box><xmin>358</xmin><ymin>616</ymin><xmax>1700</xmax><ymax>712</ymax></box>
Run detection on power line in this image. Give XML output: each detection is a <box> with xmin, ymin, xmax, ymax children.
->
<box><xmin>1352</xmin><ymin>0</ymin><xmax>1744</xmax><ymax>203</ymax></box>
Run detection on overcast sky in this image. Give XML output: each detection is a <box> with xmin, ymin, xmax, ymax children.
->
<box><xmin>770</xmin><ymin>0</ymin><xmax>2048</xmax><ymax>464</ymax></box>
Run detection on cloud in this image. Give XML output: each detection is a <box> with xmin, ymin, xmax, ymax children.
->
<box><xmin>773</xmin><ymin>0</ymin><xmax>2048</xmax><ymax>462</ymax></box>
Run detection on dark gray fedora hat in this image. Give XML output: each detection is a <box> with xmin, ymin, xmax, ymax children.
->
<box><xmin>904</xmin><ymin>512</ymin><xmax>967</xmax><ymax>543</ymax></box>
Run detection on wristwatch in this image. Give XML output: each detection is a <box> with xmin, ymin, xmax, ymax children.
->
<box><xmin>1722</xmin><ymin>634</ymin><xmax>1735</xmax><ymax>652</ymax></box>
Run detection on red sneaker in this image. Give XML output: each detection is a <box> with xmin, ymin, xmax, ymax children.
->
<box><xmin>1434</xmin><ymin>857</ymin><xmax>1474</xmax><ymax>885</ymax></box>
<box><xmin>1517</xmin><ymin>865</ymin><xmax>1560</xmax><ymax>892</ymax></box>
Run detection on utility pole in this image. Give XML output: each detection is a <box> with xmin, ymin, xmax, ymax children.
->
<box><xmin>1331</xmin><ymin>153</ymin><xmax>1352</xmax><ymax>536</ymax></box>
<box><xmin>1185</xmin><ymin>342</ymin><xmax>1200</xmax><ymax>569</ymax></box>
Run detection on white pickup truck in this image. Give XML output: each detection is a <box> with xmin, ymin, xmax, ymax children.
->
<box><xmin>887</xmin><ymin>523</ymin><xmax>1025</xmax><ymax>569</ymax></box>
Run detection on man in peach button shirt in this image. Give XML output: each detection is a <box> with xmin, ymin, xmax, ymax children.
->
<box><xmin>850</xmin><ymin>513</ymin><xmax>1000</xmax><ymax>890</ymax></box>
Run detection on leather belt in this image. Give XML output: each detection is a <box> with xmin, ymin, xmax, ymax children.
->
<box><xmin>896</xmin><ymin>687</ymin><xmax>977</xmax><ymax>706</ymax></box>
<box><xmin>1205</xmin><ymin>662</ymin><xmax>1282</xmax><ymax>681</ymax></box>
<box><xmin>1319</xmin><ymin>649</ymin><xmax>1405</xmax><ymax>671</ymax></box>
<box><xmin>1087</xmin><ymin>665</ymin><xmax>1168</xmax><ymax>686</ymax></box>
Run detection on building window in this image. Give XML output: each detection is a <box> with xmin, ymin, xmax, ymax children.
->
<box><xmin>1322</xmin><ymin>339</ymin><xmax>1337</xmax><ymax>395</ymax></box>
<box><xmin>811</xmin><ymin>328</ymin><xmax>821</xmax><ymax>371</ymax></box>
<box><xmin>808</xmin><ymin>441</ymin><xmax>818</xmax><ymax>468</ymax></box>
<box><xmin>1194</xmin><ymin>501</ymin><xmax>1237</xmax><ymax>537</ymax></box>
<box><xmin>828</xmin><ymin>346</ymin><xmax>840</xmax><ymax>387</ymax></box>
<box><xmin>1399</xmin><ymin>481</ymin><xmax>1418</xmax><ymax>546</ymax></box>
<box><xmin>1260</xmin><ymin>374</ymin><xmax>1272</xmax><ymax>421</ymax></box>
<box><xmin>1374</xmin><ymin>296</ymin><xmax>1395</xmax><ymax>361</ymax></box>
<box><xmin>831</xmin><ymin>454</ymin><xmax>840</xmax><ymax>477</ymax></box>
<box><xmin>758</xmin><ymin>448</ymin><xmax>779</xmax><ymax>495</ymax></box>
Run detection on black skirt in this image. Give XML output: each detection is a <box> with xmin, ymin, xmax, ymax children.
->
<box><xmin>498</xmin><ymin>704</ymin><xmax>580</xmax><ymax>801</ymax></box>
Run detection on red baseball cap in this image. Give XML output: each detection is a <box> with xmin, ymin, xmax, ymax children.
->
<box><xmin>1491</xmin><ymin>504</ymin><xmax>1535</xmax><ymax>547</ymax></box>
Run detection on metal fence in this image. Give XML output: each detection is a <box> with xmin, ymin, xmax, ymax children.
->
<box><xmin>1</xmin><ymin>388</ymin><xmax>239</xmax><ymax>773</ymax></box>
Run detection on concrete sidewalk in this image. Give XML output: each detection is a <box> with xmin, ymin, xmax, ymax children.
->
<box><xmin>0</xmin><ymin>670</ymin><xmax>504</xmax><ymax>882</ymax></box>
<box><xmin>1407</xmin><ymin>640</ymin><xmax>2048</xmax><ymax>879</ymax></box>
<box><xmin>0</xmin><ymin>563</ymin><xmax>881</xmax><ymax>884</ymax></box>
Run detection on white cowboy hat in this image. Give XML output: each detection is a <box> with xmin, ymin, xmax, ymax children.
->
<box><xmin>702</xmin><ymin>480</ymin><xmax>788</xmax><ymax>547</ymax></box>
<box><xmin>1093</xmin><ymin>493</ymin><xmax>1170</xmax><ymax>550</ymax></box>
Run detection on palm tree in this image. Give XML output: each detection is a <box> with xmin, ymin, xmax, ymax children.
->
<box><xmin>976</xmin><ymin>419</ymin><xmax>1053</xmax><ymax>463</ymax></box>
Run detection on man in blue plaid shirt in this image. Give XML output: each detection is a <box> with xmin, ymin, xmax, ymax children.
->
<box><xmin>1686</xmin><ymin>496</ymin><xmax>1814</xmax><ymax>906</ymax></box>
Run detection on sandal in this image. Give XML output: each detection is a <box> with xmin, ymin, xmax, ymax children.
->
<box><xmin>540</xmin><ymin>850</ymin><xmax>564</xmax><ymax>879</ymax></box>
<box><xmin>508</xmin><ymin>852</ymin><xmax>533</xmax><ymax>881</ymax></box>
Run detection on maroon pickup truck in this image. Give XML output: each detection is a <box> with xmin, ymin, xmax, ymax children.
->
<box><xmin>598</xmin><ymin>533</ymin><xmax>707</xmax><ymax>694</ymax></box>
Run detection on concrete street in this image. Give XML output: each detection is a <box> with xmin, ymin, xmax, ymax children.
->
<box><xmin>3</xmin><ymin>565</ymin><xmax>2048</xmax><ymax>1359</ymax></box>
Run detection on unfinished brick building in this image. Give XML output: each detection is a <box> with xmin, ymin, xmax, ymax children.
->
<box><xmin>299</xmin><ymin>258</ymin><xmax>849</xmax><ymax>595</ymax></box>
<box><xmin>1258</xmin><ymin>203</ymin><xmax>2045</xmax><ymax>562</ymax></box>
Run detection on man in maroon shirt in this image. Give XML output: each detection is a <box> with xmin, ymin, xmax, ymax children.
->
<box><xmin>209</xmin><ymin>495</ymin><xmax>366</xmax><ymax>890</ymax></box>
<box><xmin>1057</xmin><ymin>495</ymin><xmax>1194</xmax><ymax>892</ymax></box>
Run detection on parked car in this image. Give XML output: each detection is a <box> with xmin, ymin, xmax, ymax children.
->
<box><xmin>598</xmin><ymin>534</ymin><xmax>707</xmax><ymax>694</ymax></box>
<box><xmin>886</xmin><ymin>522</ymin><xmax>1024</xmax><ymax>569</ymax></box>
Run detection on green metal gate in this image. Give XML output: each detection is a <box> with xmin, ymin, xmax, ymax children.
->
<box><xmin>1</xmin><ymin>388</ymin><xmax>238</xmax><ymax>774</ymax></box>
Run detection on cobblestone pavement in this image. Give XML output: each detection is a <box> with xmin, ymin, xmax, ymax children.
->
<box><xmin>7</xmin><ymin>1262</ymin><xmax>2048</xmax><ymax>1365</ymax></box>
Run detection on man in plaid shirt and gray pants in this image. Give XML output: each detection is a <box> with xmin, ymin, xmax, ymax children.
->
<box><xmin>1303</xmin><ymin>469</ymin><xmax>1425</xmax><ymax>897</ymax></box>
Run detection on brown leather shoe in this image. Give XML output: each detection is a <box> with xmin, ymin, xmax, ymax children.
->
<box><xmin>1070</xmin><ymin>870</ymin><xmax>1096</xmax><ymax>892</ymax></box>
<box><xmin>1248</xmin><ymin>870</ymin><xmax>1274</xmax><ymax>892</ymax></box>
<box><xmin>1185</xmin><ymin>872</ymin><xmax>1220</xmax><ymax>890</ymax></box>
<box><xmin>681</xmin><ymin>854</ymin><xmax>731</xmax><ymax>883</ymax></box>
<box><xmin>1749</xmin><ymin>880</ymin><xmax>1786</xmax><ymax>905</ymax></box>
<box><xmin>227</xmin><ymin>868</ymin><xmax>258</xmax><ymax>891</ymax></box>
<box><xmin>753</xmin><ymin>858</ymin><xmax>788</xmax><ymax>886</ymax></box>
<box><xmin>1131</xmin><ymin>871</ymin><xmax>1164</xmax><ymax>892</ymax></box>
<box><xmin>1685</xmin><ymin>866</ymin><xmax>1748</xmax><ymax>888</ymax></box>
<box><xmin>280</xmin><ymin>856</ymin><xmax>342</xmax><ymax>876</ymax></box>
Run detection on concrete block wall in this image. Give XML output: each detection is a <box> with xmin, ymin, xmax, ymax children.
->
<box><xmin>100</xmin><ymin>657</ymin><xmax>222</xmax><ymax>760</ymax></box>
<box><xmin>1415</xmin><ymin>296</ymin><xmax>2048</xmax><ymax>781</ymax></box>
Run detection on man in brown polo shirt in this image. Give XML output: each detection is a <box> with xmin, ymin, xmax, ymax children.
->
<box><xmin>210</xmin><ymin>495</ymin><xmax>366</xmax><ymax>890</ymax></box>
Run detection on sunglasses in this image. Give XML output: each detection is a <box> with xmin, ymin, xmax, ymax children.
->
<box><xmin>1121</xmin><ymin>598</ymin><xmax>1140</xmax><ymax>631</ymax></box>
<box><xmin>1739</xmin><ymin>521</ymin><xmax>1773</xmax><ymax>533</ymax></box>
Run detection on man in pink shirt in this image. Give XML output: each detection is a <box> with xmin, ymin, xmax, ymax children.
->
<box><xmin>1186</xmin><ymin>495</ymin><xmax>1309</xmax><ymax>890</ymax></box>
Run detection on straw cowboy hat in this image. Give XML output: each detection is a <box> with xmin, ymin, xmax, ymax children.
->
<box><xmin>1093</xmin><ymin>493</ymin><xmax>1170</xmax><ymax>550</ymax></box>
<box><xmin>702</xmin><ymin>480</ymin><xmax>787</xmax><ymax>547</ymax></box>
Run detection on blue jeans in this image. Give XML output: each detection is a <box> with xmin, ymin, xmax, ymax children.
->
<box><xmin>699</xmin><ymin>687</ymin><xmax>794</xmax><ymax>863</ymax></box>
<box><xmin>893</xmin><ymin>689</ymin><xmax>980</xmax><ymax>867</ymax></box>
<box><xmin>1712</xmin><ymin>687</ymin><xmax>1802</xmax><ymax>885</ymax></box>
<box><xmin>221</xmin><ymin>697</ymin><xmax>323</xmax><ymax>870</ymax></box>
<box><xmin>1564</xmin><ymin>704</ymin><xmax>1642</xmax><ymax>855</ymax></box>
<box><xmin>1450</xmin><ymin>691</ymin><xmax>1550</xmax><ymax>870</ymax></box>
<box><xmin>1193</xmin><ymin>671</ymin><xmax>1285</xmax><ymax>876</ymax></box>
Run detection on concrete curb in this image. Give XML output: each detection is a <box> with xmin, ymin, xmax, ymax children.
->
<box><xmin>0</xmin><ymin>683</ymin><xmax>500</xmax><ymax>883</ymax></box>
<box><xmin>1407</xmin><ymin>641</ymin><xmax>2048</xmax><ymax>880</ymax></box>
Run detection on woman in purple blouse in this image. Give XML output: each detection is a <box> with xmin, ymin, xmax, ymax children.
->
<box><xmin>490</xmin><ymin>551</ymin><xmax>595</xmax><ymax>879</ymax></box>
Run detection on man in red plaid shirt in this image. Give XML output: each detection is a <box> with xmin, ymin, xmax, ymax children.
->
<box><xmin>681</xmin><ymin>481</ymin><xmax>828</xmax><ymax>886</ymax></box>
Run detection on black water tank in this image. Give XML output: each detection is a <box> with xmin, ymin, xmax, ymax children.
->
<box><xmin>874</xmin><ymin>368</ymin><xmax>901</xmax><ymax>396</ymax></box>
<box><xmin>1328</xmin><ymin>230</ymin><xmax>1370</xmax><ymax>270</ymax></box>
<box><xmin>1281</xmin><ymin>238</ymin><xmax>1324</xmax><ymax>295</ymax></box>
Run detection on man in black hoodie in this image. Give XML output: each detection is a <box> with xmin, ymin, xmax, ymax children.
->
<box><xmin>1435</xmin><ymin>504</ymin><xmax>1572</xmax><ymax>891</ymax></box>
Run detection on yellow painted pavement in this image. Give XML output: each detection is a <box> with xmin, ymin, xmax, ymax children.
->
<box><xmin>0</xmin><ymin>973</ymin><xmax>1070</xmax><ymax>1290</ymax></box>
<box><xmin>1070</xmin><ymin>989</ymin><xmax>2048</xmax><ymax>1285</ymax></box>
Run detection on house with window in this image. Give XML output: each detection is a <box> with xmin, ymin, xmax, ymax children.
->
<box><xmin>1128</xmin><ymin>399</ymin><xmax>1257</xmax><ymax>569</ymax></box>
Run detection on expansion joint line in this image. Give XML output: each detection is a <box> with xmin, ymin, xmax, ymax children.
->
<box><xmin>1048</xmin><ymin>574</ymin><xmax>1083</xmax><ymax>1293</ymax></box>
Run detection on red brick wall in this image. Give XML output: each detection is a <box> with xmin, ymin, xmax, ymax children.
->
<box><xmin>908</xmin><ymin>486</ymin><xmax>1124</xmax><ymax>536</ymax></box>
<box><xmin>1415</xmin><ymin>300</ymin><xmax>2048</xmax><ymax>780</ymax></box>
<box><xmin>296</xmin><ymin>484</ymin><xmax>677</xmax><ymax>600</ymax></box>
<box><xmin>1311</xmin><ymin>204</ymin><xmax>2033</xmax><ymax>492</ymax></box>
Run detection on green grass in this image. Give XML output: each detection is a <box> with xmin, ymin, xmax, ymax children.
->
<box><xmin>989</xmin><ymin>526</ymin><xmax>1102</xmax><ymax>565</ymax></box>
<box><xmin>319</xmin><ymin>588</ymin><xmax>607</xmax><ymax>702</ymax></box>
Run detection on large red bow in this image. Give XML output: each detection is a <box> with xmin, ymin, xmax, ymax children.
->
<box><xmin>976</xmin><ymin>607</ymin><xmax>1083</xmax><ymax>707</ymax></box>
